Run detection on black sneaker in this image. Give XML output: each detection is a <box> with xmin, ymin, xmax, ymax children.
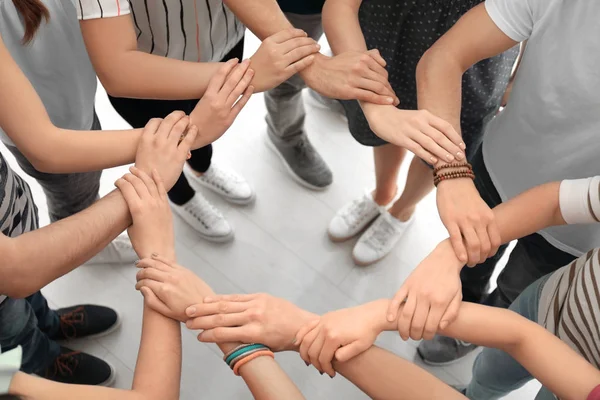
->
<box><xmin>40</xmin><ymin>346</ymin><xmax>115</xmax><ymax>386</ymax></box>
<box><xmin>49</xmin><ymin>305</ymin><xmax>120</xmax><ymax>341</ymax></box>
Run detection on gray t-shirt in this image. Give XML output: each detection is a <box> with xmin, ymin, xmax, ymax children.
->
<box><xmin>483</xmin><ymin>0</ymin><xmax>600</xmax><ymax>256</ymax></box>
<box><xmin>0</xmin><ymin>0</ymin><xmax>97</xmax><ymax>146</ymax></box>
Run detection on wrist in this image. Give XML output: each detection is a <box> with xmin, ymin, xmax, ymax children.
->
<box><xmin>299</xmin><ymin>52</ymin><xmax>327</xmax><ymax>80</ymax></box>
<box><xmin>366</xmin><ymin>299</ymin><xmax>394</xmax><ymax>334</ymax></box>
<box><xmin>289</xmin><ymin>310</ymin><xmax>319</xmax><ymax>352</ymax></box>
<box><xmin>436</xmin><ymin>239</ymin><xmax>465</xmax><ymax>272</ymax></box>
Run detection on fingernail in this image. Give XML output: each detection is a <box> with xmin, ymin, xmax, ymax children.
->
<box><xmin>186</xmin><ymin>320</ymin><xmax>193</xmax><ymax>328</ymax></box>
<box><xmin>315</xmin><ymin>44</ymin><xmax>321</xmax><ymax>50</ymax></box>
<box><xmin>386</xmin><ymin>97</ymin><xmax>394</xmax><ymax>104</ymax></box>
<box><xmin>305</xmin><ymin>361</ymin><xmax>309</xmax><ymax>367</ymax></box>
<box><xmin>440</xmin><ymin>321</ymin><xmax>448</xmax><ymax>330</ymax></box>
<box><xmin>459</xmin><ymin>142</ymin><xmax>466</xmax><ymax>150</ymax></box>
<box><xmin>319</xmin><ymin>371</ymin><xmax>324</xmax><ymax>376</ymax></box>
<box><xmin>430</xmin><ymin>157</ymin><xmax>438</xmax><ymax>164</ymax></box>
<box><xmin>387</xmin><ymin>313</ymin><xmax>395</xmax><ymax>322</ymax></box>
<box><xmin>446</xmin><ymin>154</ymin><xmax>453</xmax><ymax>161</ymax></box>
<box><xmin>456</xmin><ymin>151</ymin><xmax>464</xmax><ymax>159</ymax></box>
<box><xmin>292</xmin><ymin>337</ymin><xmax>298</xmax><ymax>345</ymax></box>
<box><xmin>203</xmin><ymin>297</ymin><xmax>213</xmax><ymax>303</ymax></box>
<box><xmin>187</xmin><ymin>307</ymin><xmax>196</xmax><ymax>316</ymax></box>
<box><xmin>151</xmin><ymin>252</ymin><xmax>158</xmax><ymax>258</ymax></box>
<box><xmin>134</xmin><ymin>260</ymin><xmax>140</xmax><ymax>266</ymax></box>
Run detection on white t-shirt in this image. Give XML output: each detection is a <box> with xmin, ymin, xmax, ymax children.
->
<box><xmin>0</xmin><ymin>0</ymin><xmax>97</xmax><ymax>146</ymax></box>
<box><xmin>483</xmin><ymin>0</ymin><xmax>600</xmax><ymax>256</ymax></box>
<box><xmin>78</xmin><ymin>0</ymin><xmax>244</xmax><ymax>63</ymax></box>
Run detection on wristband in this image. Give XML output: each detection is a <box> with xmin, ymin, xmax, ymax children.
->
<box><xmin>559</xmin><ymin>177</ymin><xmax>600</xmax><ymax>224</ymax></box>
<box><xmin>233</xmin><ymin>350</ymin><xmax>275</xmax><ymax>376</ymax></box>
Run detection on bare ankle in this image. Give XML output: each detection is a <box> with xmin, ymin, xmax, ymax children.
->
<box><xmin>390</xmin><ymin>206</ymin><xmax>415</xmax><ymax>222</ymax></box>
<box><xmin>372</xmin><ymin>188</ymin><xmax>397</xmax><ymax>206</ymax></box>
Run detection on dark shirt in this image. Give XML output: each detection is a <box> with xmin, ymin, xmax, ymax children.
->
<box><xmin>277</xmin><ymin>0</ymin><xmax>324</xmax><ymax>14</ymax></box>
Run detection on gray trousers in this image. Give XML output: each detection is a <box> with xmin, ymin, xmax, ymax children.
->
<box><xmin>6</xmin><ymin>113</ymin><xmax>102</xmax><ymax>222</ymax></box>
<box><xmin>265</xmin><ymin>12</ymin><xmax>323</xmax><ymax>141</ymax></box>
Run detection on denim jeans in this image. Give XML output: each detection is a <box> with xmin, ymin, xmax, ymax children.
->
<box><xmin>466</xmin><ymin>274</ymin><xmax>556</xmax><ymax>400</ymax></box>
<box><xmin>460</xmin><ymin>146</ymin><xmax>576</xmax><ymax>308</ymax></box>
<box><xmin>0</xmin><ymin>292</ymin><xmax>60</xmax><ymax>373</ymax></box>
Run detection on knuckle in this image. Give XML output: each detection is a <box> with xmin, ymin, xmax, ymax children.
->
<box><xmin>216</xmin><ymin>314</ymin><xmax>226</xmax><ymax>324</ymax></box>
<box><xmin>218</xmin><ymin>302</ymin><xmax>228</xmax><ymax>312</ymax></box>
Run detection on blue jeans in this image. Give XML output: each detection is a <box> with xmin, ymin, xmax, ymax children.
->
<box><xmin>0</xmin><ymin>292</ymin><xmax>60</xmax><ymax>373</ymax></box>
<box><xmin>466</xmin><ymin>274</ymin><xmax>556</xmax><ymax>400</ymax></box>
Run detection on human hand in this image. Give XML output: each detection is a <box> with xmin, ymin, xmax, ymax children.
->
<box><xmin>134</xmin><ymin>111</ymin><xmax>198</xmax><ymax>191</ymax></box>
<box><xmin>135</xmin><ymin>254</ymin><xmax>214</xmax><ymax>321</ymax></box>
<box><xmin>301</xmin><ymin>50</ymin><xmax>399</xmax><ymax>105</ymax></box>
<box><xmin>250</xmin><ymin>28</ymin><xmax>319</xmax><ymax>92</ymax></box>
<box><xmin>190</xmin><ymin>59</ymin><xmax>254</xmax><ymax>149</ymax></box>
<box><xmin>436</xmin><ymin>178</ymin><xmax>501</xmax><ymax>266</ymax></box>
<box><xmin>386</xmin><ymin>239</ymin><xmax>463</xmax><ymax>341</ymax></box>
<box><xmin>295</xmin><ymin>300</ymin><xmax>388</xmax><ymax>377</ymax></box>
<box><xmin>185</xmin><ymin>293</ymin><xmax>318</xmax><ymax>352</ymax></box>
<box><xmin>362</xmin><ymin>104</ymin><xmax>465</xmax><ymax>164</ymax></box>
<box><xmin>115</xmin><ymin>167</ymin><xmax>174</xmax><ymax>259</ymax></box>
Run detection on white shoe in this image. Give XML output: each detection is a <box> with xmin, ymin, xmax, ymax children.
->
<box><xmin>328</xmin><ymin>192</ymin><xmax>383</xmax><ymax>242</ymax></box>
<box><xmin>184</xmin><ymin>164</ymin><xmax>255</xmax><ymax>205</ymax></box>
<box><xmin>352</xmin><ymin>211</ymin><xmax>414</xmax><ymax>266</ymax></box>
<box><xmin>170</xmin><ymin>193</ymin><xmax>234</xmax><ymax>243</ymax></box>
<box><xmin>86</xmin><ymin>235</ymin><xmax>138</xmax><ymax>265</ymax></box>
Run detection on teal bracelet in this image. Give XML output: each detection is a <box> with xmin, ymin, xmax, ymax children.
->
<box><xmin>225</xmin><ymin>344</ymin><xmax>267</xmax><ymax>366</ymax></box>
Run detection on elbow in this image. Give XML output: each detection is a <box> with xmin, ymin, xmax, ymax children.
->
<box><xmin>1</xmin><ymin>277</ymin><xmax>38</xmax><ymax>299</ymax></box>
<box><xmin>416</xmin><ymin>45</ymin><xmax>466</xmax><ymax>85</ymax></box>
<box><xmin>24</xmin><ymin>153</ymin><xmax>60</xmax><ymax>174</ymax></box>
<box><xmin>97</xmin><ymin>73</ymin><xmax>126</xmax><ymax>98</ymax></box>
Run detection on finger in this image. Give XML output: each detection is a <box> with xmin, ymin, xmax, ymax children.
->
<box><xmin>293</xmin><ymin>318</ymin><xmax>320</xmax><ymax>346</ymax></box>
<box><xmin>284</xmin><ymin>55</ymin><xmax>316</xmax><ymax>76</ymax></box>
<box><xmin>409</xmin><ymin>299</ymin><xmax>430</xmax><ymax>341</ymax></box>
<box><xmin>202</xmin><ymin>293</ymin><xmax>256</xmax><ymax>304</ymax></box>
<box><xmin>141</xmin><ymin>118</ymin><xmax>163</xmax><ymax>140</ymax></box>
<box><xmin>318</xmin><ymin>336</ymin><xmax>339</xmax><ymax>377</ymax></box>
<box><xmin>229</xmin><ymin>85</ymin><xmax>254</xmax><ymax>118</ymax></box>
<box><xmin>348</xmin><ymin>88</ymin><xmax>394</xmax><ymax>105</ymax></box>
<box><xmin>136</xmin><ymin>267</ymin><xmax>170</xmax><ymax>283</ymax></box>
<box><xmin>123</xmin><ymin>173</ymin><xmax>150</xmax><ymax>200</ymax></box>
<box><xmin>270</xmin><ymin>28</ymin><xmax>308</xmax><ymax>44</ymax></box>
<box><xmin>461</xmin><ymin>226</ymin><xmax>481</xmax><ymax>267</ymax></box>
<box><xmin>157</xmin><ymin>111</ymin><xmax>187</xmax><ymax>142</ymax></box>
<box><xmin>307</xmin><ymin>330</ymin><xmax>326</xmax><ymax>373</ymax></box>
<box><xmin>226</xmin><ymin>68</ymin><xmax>254</xmax><ymax>108</ymax></box>
<box><xmin>130</xmin><ymin>166</ymin><xmax>158</xmax><ymax>198</ymax></box>
<box><xmin>151</xmin><ymin>169</ymin><xmax>168</xmax><ymax>200</ymax></box>
<box><xmin>410</xmin><ymin>128</ymin><xmax>454</xmax><ymax>163</ymax></box>
<box><xmin>366</xmin><ymin>49</ymin><xmax>386</xmax><ymax>67</ymax></box>
<box><xmin>140</xmin><ymin>287</ymin><xmax>172</xmax><ymax>317</ymax></box>
<box><xmin>185</xmin><ymin>302</ymin><xmax>251</xmax><ymax>321</ymax></box>
<box><xmin>299</xmin><ymin>327</ymin><xmax>320</xmax><ymax>365</ymax></box>
<box><xmin>197</xmin><ymin>327</ymin><xmax>252</xmax><ymax>344</ymax></box>
<box><xmin>150</xmin><ymin>253</ymin><xmax>178</xmax><ymax>268</ymax></box>
<box><xmin>398</xmin><ymin>294</ymin><xmax>417</xmax><ymax>341</ymax></box>
<box><xmin>334</xmin><ymin>340</ymin><xmax>370</xmax><ymax>363</ymax></box>
<box><xmin>135</xmin><ymin>278</ymin><xmax>163</xmax><ymax>293</ymax></box>
<box><xmin>439</xmin><ymin>292</ymin><xmax>462</xmax><ymax>332</ymax></box>
<box><xmin>487</xmin><ymin>223</ymin><xmax>502</xmax><ymax>258</ymax></box>
<box><xmin>356</xmin><ymin>77</ymin><xmax>396</xmax><ymax>99</ymax></box>
<box><xmin>167</xmin><ymin>114</ymin><xmax>191</xmax><ymax>143</ymax></box>
<box><xmin>421</xmin><ymin>124</ymin><xmax>463</xmax><ymax>161</ymax></box>
<box><xmin>136</xmin><ymin>257</ymin><xmax>172</xmax><ymax>272</ymax></box>
<box><xmin>362</xmin><ymin>68</ymin><xmax>397</xmax><ymax>101</ymax></box>
<box><xmin>284</xmin><ymin>43</ymin><xmax>321</xmax><ymax>66</ymax></box>
<box><xmin>448</xmin><ymin>224</ymin><xmax>468</xmax><ymax>263</ymax></box>
<box><xmin>388</xmin><ymin>286</ymin><xmax>408</xmax><ymax>322</ymax></box>
<box><xmin>220</xmin><ymin>60</ymin><xmax>251</xmax><ymax>99</ymax></box>
<box><xmin>427</xmin><ymin>114</ymin><xmax>465</xmax><ymax>150</ymax></box>
<box><xmin>279</xmin><ymin>36</ymin><xmax>319</xmax><ymax>55</ymax></box>
<box><xmin>179</xmin><ymin>125</ymin><xmax>197</xmax><ymax>158</ymax></box>
<box><xmin>115</xmin><ymin>177</ymin><xmax>142</xmax><ymax>210</ymax></box>
<box><xmin>207</xmin><ymin>58</ymin><xmax>239</xmax><ymax>93</ymax></box>
<box><xmin>404</xmin><ymin>139</ymin><xmax>438</xmax><ymax>165</ymax></box>
<box><xmin>422</xmin><ymin>301</ymin><xmax>446</xmax><ymax>341</ymax></box>
<box><xmin>475</xmin><ymin>225</ymin><xmax>492</xmax><ymax>264</ymax></box>
<box><xmin>185</xmin><ymin>311</ymin><xmax>249</xmax><ymax>330</ymax></box>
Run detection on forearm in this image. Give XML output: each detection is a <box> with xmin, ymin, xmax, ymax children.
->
<box><xmin>333</xmin><ymin>345</ymin><xmax>462</xmax><ymax>400</ymax></box>
<box><xmin>322</xmin><ymin>0</ymin><xmax>367</xmax><ymax>54</ymax></box>
<box><xmin>2</xmin><ymin>191</ymin><xmax>131</xmax><ymax>298</ymax></box>
<box><xmin>223</xmin><ymin>0</ymin><xmax>292</xmax><ymax>40</ymax></box>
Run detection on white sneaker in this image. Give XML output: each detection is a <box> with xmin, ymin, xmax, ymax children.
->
<box><xmin>328</xmin><ymin>192</ymin><xmax>383</xmax><ymax>242</ymax></box>
<box><xmin>86</xmin><ymin>235</ymin><xmax>138</xmax><ymax>265</ymax></box>
<box><xmin>170</xmin><ymin>193</ymin><xmax>234</xmax><ymax>243</ymax></box>
<box><xmin>352</xmin><ymin>210</ymin><xmax>414</xmax><ymax>266</ymax></box>
<box><xmin>184</xmin><ymin>164</ymin><xmax>255</xmax><ymax>205</ymax></box>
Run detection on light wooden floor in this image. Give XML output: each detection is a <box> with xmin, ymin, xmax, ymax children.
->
<box><xmin>1</xmin><ymin>34</ymin><xmax>541</xmax><ymax>399</ymax></box>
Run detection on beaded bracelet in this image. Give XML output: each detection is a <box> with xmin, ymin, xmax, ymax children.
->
<box><xmin>433</xmin><ymin>162</ymin><xmax>472</xmax><ymax>175</ymax></box>
<box><xmin>434</xmin><ymin>171</ymin><xmax>475</xmax><ymax>187</ymax></box>
<box><xmin>434</xmin><ymin>169</ymin><xmax>473</xmax><ymax>180</ymax></box>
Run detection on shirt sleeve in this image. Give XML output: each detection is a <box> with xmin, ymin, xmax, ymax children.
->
<box><xmin>0</xmin><ymin>346</ymin><xmax>22</xmax><ymax>395</ymax></box>
<box><xmin>559</xmin><ymin>176</ymin><xmax>600</xmax><ymax>225</ymax></box>
<box><xmin>77</xmin><ymin>0</ymin><xmax>131</xmax><ymax>20</ymax></box>
<box><xmin>484</xmin><ymin>0</ymin><xmax>538</xmax><ymax>42</ymax></box>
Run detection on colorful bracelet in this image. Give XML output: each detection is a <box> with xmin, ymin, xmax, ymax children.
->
<box><xmin>233</xmin><ymin>350</ymin><xmax>275</xmax><ymax>376</ymax></box>
<box><xmin>223</xmin><ymin>344</ymin><xmax>253</xmax><ymax>362</ymax></box>
<box><xmin>225</xmin><ymin>344</ymin><xmax>265</xmax><ymax>366</ymax></box>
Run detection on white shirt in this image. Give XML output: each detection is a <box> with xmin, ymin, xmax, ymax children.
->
<box><xmin>482</xmin><ymin>0</ymin><xmax>600</xmax><ymax>256</ymax></box>
<box><xmin>78</xmin><ymin>0</ymin><xmax>244</xmax><ymax>62</ymax></box>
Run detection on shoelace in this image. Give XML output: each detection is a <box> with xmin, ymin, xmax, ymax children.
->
<box><xmin>341</xmin><ymin>196</ymin><xmax>373</xmax><ymax>228</ymax></box>
<box><xmin>293</xmin><ymin>138</ymin><xmax>315</xmax><ymax>162</ymax></box>
<box><xmin>203</xmin><ymin>168</ymin><xmax>242</xmax><ymax>192</ymax></box>
<box><xmin>364</xmin><ymin>217</ymin><xmax>398</xmax><ymax>250</ymax></box>
<box><xmin>48</xmin><ymin>350</ymin><xmax>81</xmax><ymax>378</ymax></box>
<box><xmin>186</xmin><ymin>199</ymin><xmax>222</xmax><ymax>227</ymax></box>
<box><xmin>59</xmin><ymin>306</ymin><xmax>85</xmax><ymax>340</ymax></box>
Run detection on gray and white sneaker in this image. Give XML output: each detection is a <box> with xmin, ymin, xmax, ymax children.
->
<box><xmin>170</xmin><ymin>193</ymin><xmax>234</xmax><ymax>243</ymax></box>
<box><xmin>266</xmin><ymin>130</ymin><xmax>333</xmax><ymax>190</ymax></box>
<box><xmin>184</xmin><ymin>164</ymin><xmax>255</xmax><ymax>205</ymax></box>
<box><xmin>352</xmin><ymin>210</ymin><xmax>414</xmax><ymax>266</ymax></box>
<box><xmin>328</xmin><ymin>192</ymin><xmax>383</xmax><ymax>242</ymax></box>
<box><xmin>418</xmin><ymin>335</ymin><xmax>479</xmax><ymax>366</ymax></box>
<box><xmin>86</xmin><ymin>235</ymin><xmax>138</xmax><ymax>265</ymax></box>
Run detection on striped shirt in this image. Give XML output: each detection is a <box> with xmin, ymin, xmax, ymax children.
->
<box><xmin>538</xmin><ymin>176</ymin><xmax>600</xmax><ymax>378</ymax></box>
<box><xmin>78</xmin><ymin>0</ymin><xmax>244</xmax><ymax>63</ymax></box>
<box><xmin>0</xmin><ymin>153</ymin><xmax>39</xmax><ymax>303</ymax></box>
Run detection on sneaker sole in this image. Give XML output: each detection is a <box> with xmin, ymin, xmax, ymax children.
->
<box><xmin>351</xmin><ymin>251</ymin><xmax>388</xmax><ymax>267</ymax></box>
<box><xmin>265</xmin><ymin>135</ymin><xmax>331</xmax><ymax>192</ymax></box>
<box><xmin>183</xmin><ymin>166</ymin><xmax>256</xmax><ymax>206</ymax></box>
<box><xmin>170</xmin><ymin>205</ymin><xmax>235</xmax><ymax>243</ymax></box>
<box><xmin>327</xmin><ymin>212</ymin><xmax>380</xmax><ymax>243</ymax></box>
<box><xmin>417</xmin><ymin>346</ymin><xmax>478</xmax><ymax>367</ymax></box>
<box><xmin>100</xmin><ymin>360</ymin><xmax>117</xmax><ymax>387</ymax></box>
